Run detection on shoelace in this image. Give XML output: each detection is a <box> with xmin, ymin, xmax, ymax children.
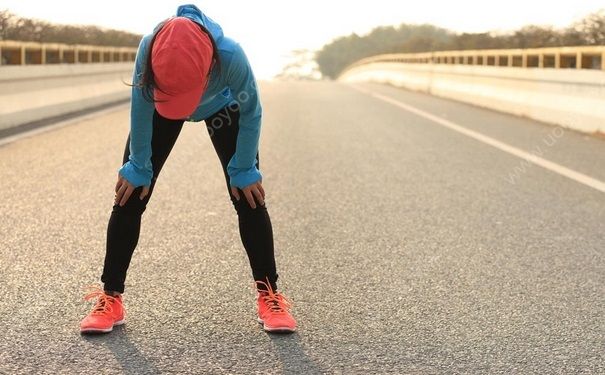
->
<box><xmin>83</xmin><ymin>284</ymin><xmax>119</xmax><ymax>316</ymax></box>
<box><xmin>255</xmin><ymin>279</ymin><xmax>291</xmax><ymax>314</ymax></box>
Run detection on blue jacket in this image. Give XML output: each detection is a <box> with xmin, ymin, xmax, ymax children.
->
<box><xmin>119</xmin><ymin>4</ymin><xmax>263</xmax><ymax>189</ymax></box>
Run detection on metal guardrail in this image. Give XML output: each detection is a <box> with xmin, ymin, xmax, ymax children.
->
<box><xmin>0</xmin><ymin>40</ymin><xmax>137</xmax><ymax>65</ymax></box>
<box><xmin>344</xmin><ymin>46</ymin><xmax>605</xmax><ymax>72</ymax></box>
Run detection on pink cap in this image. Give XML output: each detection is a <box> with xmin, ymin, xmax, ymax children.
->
<box><xmin>152</xmin><ymin>17</ymin><xmax>213</xmax><ymax>120</ymax></box>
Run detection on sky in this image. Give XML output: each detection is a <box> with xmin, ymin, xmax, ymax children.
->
<box><xmin>2</xmin><ymin>0</ymin><xmax>604</xmax><ymax>79</ymax></box>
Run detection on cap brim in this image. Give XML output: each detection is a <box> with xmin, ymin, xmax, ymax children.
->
<box><xmin>154</xmin><ymin>85</ymin><xmax>203</xmax><ymax>120</ymax></box>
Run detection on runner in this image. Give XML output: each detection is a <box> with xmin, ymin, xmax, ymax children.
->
<box><xmin>80</xmin><ymin>4</ymin><xmax>296</xmax><ymax>334</ymax></box>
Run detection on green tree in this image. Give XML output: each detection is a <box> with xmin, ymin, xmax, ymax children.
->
<box><xmin>0</xmin><ymin>9</ymin><xmax>141</xmax><ymax>46</ymax></box>
<box><xmin>573</xmin><ymin>9</ymin><xmax>605</xmax><ymax>44</ymax></box>
<box><xmin>314</xmin><ymin>9</ymin><xmax>605</xmax><ymax>79</ymax></box>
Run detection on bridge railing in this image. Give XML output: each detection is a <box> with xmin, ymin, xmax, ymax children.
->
<box><xmin>339</xmin><ymin>45</ymin><xmax>605</xmax><ymax>134</ymax></box>
<box><xmin>0</xmin><ymin>40</ymin><xmax>137</xmax><ymax>65</ymax></box>
<box><xmin>345</xmin><ymin>46</ymin><xmax>605</xmax><ymax>72</ymax></box>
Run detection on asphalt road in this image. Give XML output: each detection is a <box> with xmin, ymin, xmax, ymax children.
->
<box><xmin>0</xmin><ymin>81</ymin><xmax>603</xmax><ymax>374</ymax></box>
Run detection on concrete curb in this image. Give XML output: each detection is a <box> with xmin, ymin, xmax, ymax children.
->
<box><xmin>0</xmin><ymin>63</ymin><xmax>133</xmax><ymax>133</ymax></box>
<box><xmin>339</xmin><ymin>62</ymin><xmax>605</xmax><ymax>134</ymax></box>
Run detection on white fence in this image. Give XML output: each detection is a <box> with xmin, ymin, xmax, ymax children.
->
<box><xmin>339</xmin><ymin>46</ymin><xmax>605</xmax><ymax>134</ymax></box>
<box><xmin>0</xmin><ymin>63</ymin><xmax>133</xmax><ymax>131</ymax></box>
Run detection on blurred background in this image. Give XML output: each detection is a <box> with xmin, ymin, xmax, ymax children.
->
<box><xmin>1</xmin><ymin>0</ymin><xmax>604</xmax><ymax>78</ymax></box>
<box><xmin>1</xmin><ymin>0</ymin><xmax>604</xmax><ymax>133</ymax></box>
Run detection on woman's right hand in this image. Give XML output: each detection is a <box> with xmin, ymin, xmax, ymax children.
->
<box><xmin>114</xmin><ymin>173</ymin><xmax>149</xmax><ymax>206</ymax></box>
<box><xmin>231</xmin><ymin>179</ymin><xmax>265</xmax><ymax>209</ymax></box>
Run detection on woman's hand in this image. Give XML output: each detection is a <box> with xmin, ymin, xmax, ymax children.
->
<box><xmin>114</xmin><ymin>173</ymin><xmax>150</xmax><ymax>206</ymax></box>
<box><xmin>231</xmin><ymin>180</ymin><xmax>265</xmax><ymax>209</ymax></box>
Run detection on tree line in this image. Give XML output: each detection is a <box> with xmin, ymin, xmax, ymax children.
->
<box><xmin>316</xmin><ymin>9</ymin><xmax>605</xmax><ymax>78</ymax></box>
<box><xmin>0</xmin><ymin>9</ymin><xmax>142</xmax><ymax>47</ymax></box>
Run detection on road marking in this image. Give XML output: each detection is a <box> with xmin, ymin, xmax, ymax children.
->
<box><xmin>350</xmin><ymin>84</ymin><xmax>605</xmax><ymax>193</ymax></box>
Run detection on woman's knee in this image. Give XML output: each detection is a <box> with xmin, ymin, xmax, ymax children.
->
<box><xmin>232</xmin><ymin>197</ymin><xmax>267</xmax><ymax>216</ymax></box>
<box><xmin>112</xmin><ymin>188</ymin><xmax>150</xmax><ymax>216</ymax></box>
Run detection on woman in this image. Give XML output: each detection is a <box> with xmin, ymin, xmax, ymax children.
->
<box><xmin>80</xmin><ymin>4</ymin><xmax>296</xmax><ymax>334</ymax></box>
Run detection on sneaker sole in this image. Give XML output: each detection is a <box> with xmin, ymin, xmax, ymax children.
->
<box><xmin>257</xmin><ymin>317</ymin><xmax>296</xmax><ymax>333</ymax></box>
<box><xmin>80</xmin><ymin>319</ymin><xmax>125</xmax><ymax>334</ymax></box>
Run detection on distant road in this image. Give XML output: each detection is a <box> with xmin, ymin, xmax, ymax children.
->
<box><xmin>0</xmin><ymin>81</ymin><xmax>603</xmax><ymax>374</ymax></box>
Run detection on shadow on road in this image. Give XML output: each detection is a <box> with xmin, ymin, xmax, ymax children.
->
<box><xmin>82</xmin><ymin>325</ymin><xmax>162</xmax><ymax>375</ymax></box>
<box><xmin>268</xmin><ymin>332</ymin><xmax>323</xmax><ymax>374</ymax></box>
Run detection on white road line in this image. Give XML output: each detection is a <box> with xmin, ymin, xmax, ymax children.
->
<box><xmin>350</xmin><ymin>84</ymin><xmax>605</xmax><ymax>194</ymax></box>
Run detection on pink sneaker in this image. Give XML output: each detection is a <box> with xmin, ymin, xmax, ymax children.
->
<box><xmin>80</xmin><ymin>285</ymin><xmax>126</xmax><ymax>334</ymax></box>
<box><xmin>255</xmin><ymin>279</ymin><xmax>297</xmax><ymax>333</ymax></box>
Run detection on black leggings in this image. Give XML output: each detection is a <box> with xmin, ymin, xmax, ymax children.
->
<box><xmin>100</xmin><ymin>103</ymin><xmax>278</xmax><ymax>293</ymax></box>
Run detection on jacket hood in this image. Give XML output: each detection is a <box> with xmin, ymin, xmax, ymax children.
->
<box><xmin>175</xmin><ymin>4</ymin><xmax>224</xmax><ymax>42</ymax></box>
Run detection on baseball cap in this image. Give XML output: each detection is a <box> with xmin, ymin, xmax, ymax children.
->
<box><xmin>152</xmin><ymin>17</ymin><xmax>213</xmax><ymax>120</ymax></box>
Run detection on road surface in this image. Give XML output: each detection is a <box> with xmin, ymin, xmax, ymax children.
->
<box><xmin>0</xmin><ymin>81</ymin><xmax>603</xmax><ymax>374</ymax></box>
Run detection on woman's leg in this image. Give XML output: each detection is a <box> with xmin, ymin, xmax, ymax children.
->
<box><xmin>205</xmin><ymin>103</ymin><xmax>279</xmax><ymax>291</ymax></box>
<box><xmin>101</xmin><ymin>111</ymin><xmax>184</xmax><ymax>294</ymax></box>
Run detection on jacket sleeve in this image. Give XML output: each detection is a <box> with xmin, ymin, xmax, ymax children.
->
<box><xmin>226</xmin><ymin>43</ymin><xmax>263</xmax><ymax>189</ymax></box>
<box><xmin>117</xmin><ymin>35</ymin><xmax>155</xmax><ymax>187</ymax></box>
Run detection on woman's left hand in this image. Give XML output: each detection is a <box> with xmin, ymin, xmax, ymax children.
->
<box><xmin>231</xmin><ymin>180</ymin><xmax>265</xmax><ymax>209</ymax></box>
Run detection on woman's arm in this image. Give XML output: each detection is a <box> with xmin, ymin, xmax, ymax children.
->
<box><xmin>118</xmin><ymin>35</ymin><xmax>156</xmax><ymax>188</ymax></box>
<box><xmin>226</xmin><ymin>43</ymin><xmax>263</xmax><ymax>190</ymax></box>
